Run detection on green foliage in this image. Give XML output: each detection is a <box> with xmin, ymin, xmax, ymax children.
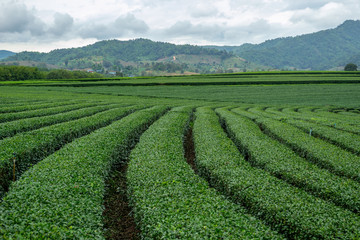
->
<box><xmin>0</xmin><ymin>106</ymin><xmax>167</xmax><ymax>239</ymax></box>
<box><xmin>0</xmin><ymin>106</ymin><xmax>139</xmax><ymax>198</ymax></box>
<box><xmin>229</xmin><ymin>108</ymin><xmax>360</xmax><ymax>213</ymax></box>
<box><xmin>276</xmin><ymin>117</ymin><xmax>360</xmax><ymax>155</ymax></box>
<box><xmin>280</xmin><ymin>107</ymin><xmax>360</xmax><ymax>134</ymax></box>
<box><xmin>0</xmin><ymin>100</ymin><xmax>79</xmax><ymax>114</ymax></box>
<box><xmin>253</xmin><ymin>106</ymin><xmax>360</xmax><ymax>152</ymax></box>
<box><xmin>4</xmin><ymin>39</ymin><xmax>246</xmax><ymax>76</ymax></box>
<box><xmin>253</xmin><ymin>115</ymin><xmax>360</xmax><ymax>182</ymax></box>
<box><xmin>0</xmin><ymin>50</ymin><xmax>15</xmax><ymax>60</ymax></box>
<box><xmin>0</xmin><ymin>65</ymin><xmax>44</xmax><ymax>81</ymax></box>
<box><xmin>0</xmin><ymin>101</ymin><xmax>96</xmax><ymax>123</ymax></box>
<box><xmin>45</xmin><ymin>79</ymin><xmax>360</xmax><ymax>107</ymax></box>
<box><xmin>0</xmin><ymin>65</ymin><xmax>104</xmax><ymax>81</ymax></box>
<box><xmin>127</xmin><ymin>107</ymin><xmax>282</xmax><ymax>239</ymax></box>
<box><xmin>346</xmin><ymin>53</ymin><xmax>360</xmax><ymax>67</ymax></box>
<box><xmin>213</xmin><ymin>108</ymin><xmax>360</xmax><ymax>239</ymax></box>
<box><xmin>211</xmin><ymin>20</ymin><xmax>360</xmax><ymax>70</ymax></box>
<box><xmin>14</xmin><ymin>71</ymin><xmax>360</xmax><ymax>88</ymax></box>
<box><xmin>46</xmin><ymin>69</ymin><xmax>73</xmax><ymax>79</ymax></box>
<box><xmin>46</xmin><ymin>69</ymin><xmax>103</xmax><ymax>79</ymax></box>
<box><xmin>0</xmin><ymin>72</ymin><xmax>359</xmax><ymax>238</ymax></box>
<box><xmin>0</xmin><ymin>103</ymin><xmax>117</xmax><ymax>139</ymax></box>
<box><xmin>7</xmin><ymin>39</ymin><xmax>208</xmax><ymax>63</ymax></box>
<box><xmin>344</xmin><ymin>63</ymin><xmax>358</xmax><ymax>71</ymax></box>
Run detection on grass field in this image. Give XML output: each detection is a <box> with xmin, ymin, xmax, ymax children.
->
<box><xmin>0</xmin><ymin>72</ymin><xmax>359</xmax><ymax>239</ymax></box>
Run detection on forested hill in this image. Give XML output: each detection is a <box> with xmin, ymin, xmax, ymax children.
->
<box><xmin>4</xmin><ymin>39</ymin><xmax>263</xmax><ymax>75</ymax></box>
<box><xmin>0</xmin><ymin>50</ymin><xmax>15</xmax><ymax>60</ymax></box>
<box><xmin>6</xmin><ymin>39</ymin><xmax>233</xmax><ymax>64</ymax></box>
<box><xmin>207</xmin><ymin>20</ymin><xmax>360</xmax><ymax>70</ymax></box>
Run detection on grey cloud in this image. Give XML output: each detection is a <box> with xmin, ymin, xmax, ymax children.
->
<box><xmin>114</xmin><ymin>14</ymin><xmax>149</xmax><ymax>33</ymax></box>
<box><xmin>189</xmin><ymin>5</ymin><xmax>219</xmax><ymax>18</ymax></box>
<box><xmin>288</xmin><ymin>2</ymin><xmax>352</xmax><ymax>30</ymax></box>
<box><xmin>163</xmin><ymin>18</ymin><xmax>285</xmax><ymax>45</ymax></box>
<box><xmin>222</xmin><ymin>19</ymin><xmax>283</xmax><ymax>44</ymax></box>
<box><xmin>165</xmin><ymin>21</ymin><xmax>224</xmax><ymax>39</ymax></box>
<box><xmin>78</xmin><ymin>23</ymin><xmax>113</xmax><ymax>39</ymax></box>
<box><xmin>285</xmin><ymin>0</ymin><xmax>341</xmax><ymax>10</ymax></box>
<box><xmin>0</xmin><ymin>3</ymin><xmax>46</xmax><ymax>35</ymax></box>
<box><xmin>0</xmin><ymin>32</ymin><xmax>33</xmax><ymax>43</ymax></box>
<box><xmin>49</xmin><ymin>13</ymin><xmax>74</xmax><ymax>36</ymax></box>
<box><xmin>0</xmin><ymin>3</ymin><xmax>75</xmax><ymax>42</ymax></box>
<box><xmin>79</xmin><ymin>14</ymin><xmax>149</xmax><ymax>39</ymax></box>
<box><xmin>245</xmin><ymin>19</ymin><xmax>270</xmax><ymax>34</ymax></box>
<box><xmin>285</xmin><ymin>1</ymin><xmax>326</xmax><ymax>10</ymax></box>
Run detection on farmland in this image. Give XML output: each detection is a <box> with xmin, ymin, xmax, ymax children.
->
<box><xmin>0</xmin><ymin>72</ymin><xmax>360</xmax><ymax>239</ymax></box>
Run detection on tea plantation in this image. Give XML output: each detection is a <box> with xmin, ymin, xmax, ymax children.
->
<box><xmin>0</xmin><ymin>72</ymin><xmax>359</xmax><ymax>239</ymax></box>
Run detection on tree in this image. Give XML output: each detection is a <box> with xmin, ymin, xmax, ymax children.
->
<box><xmin>47</xmin><ymin>69</ymin><xmax>73</xmax><ymax>79</ymax></box>
<box><xmin>344</xmin><ymin>63</ymin><xmax>358</xmax><ymax>71</ymax></box>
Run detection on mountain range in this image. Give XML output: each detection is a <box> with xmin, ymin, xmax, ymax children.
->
<box><xmin>207</xmin><ymin>20</ymin><xmax>360</xmax><ymax>70</ymax></box>
<box><xmin>0</xmin><ymin>50</ymin><xmax>15</xmax><ymax>60</ymax></box>
<box><xmin>2</xmin><ymin>39</ymin><xmax>262</xmax><ymax>75</ymax></box>
<box><xmin>1</xmin><ymin>20</ymin><xmax>360</xmax><ymax>74</ymax></box>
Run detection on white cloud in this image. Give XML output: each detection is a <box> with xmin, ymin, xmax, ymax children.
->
<box><xmin>290</xmin><ymin>2</ymin><xmax>350</xmax><ymax>27</ymax></box>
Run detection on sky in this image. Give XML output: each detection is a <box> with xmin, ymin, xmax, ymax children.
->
<box><xmin>0</xmin><ymin>0</ymin><xmax>359</xmax><ymax>52</ymax></box>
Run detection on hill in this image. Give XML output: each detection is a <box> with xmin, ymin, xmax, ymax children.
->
<box><xmin>346</xmin><ymin>53</ymin><xmax>360</xmax><ymax>67</ymax></box>
<box><xmin>207</xmin><ymin>20</ymin><xmax>360</xmax><ymax>70</ymax></box>
<box><xmin>0</xmin><ymin>50</ymin><xmax>15</xmax><ymax>60</ymax></box>
<box><xmin>3</xmin><ymin>39</ymin><xmax>265</xmax><ymax>76</ymax></box>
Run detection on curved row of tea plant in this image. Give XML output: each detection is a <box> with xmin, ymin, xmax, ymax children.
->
<box><xmin>279</xmin><ymin>118</ymin><xmax>360</xmax><ymax>155</ymax></box>
<box><xmin>0</xmin><ymin>106</ymin><xmax>140</xmax><ymax>199</ymax></box>
<box><xmin>249</xmin><ymin>107</ymin><xmax>360</xmax><ymax>155</ymax></box>
<box><xmin>0</xmin><ymin>106</ymin><xmax>167</xmax><ymax>239</ymax></box>
<box><xmin>200</xmin><ymin>107</ymin><xmax>360</xmax><ymax>239</ymax></box>
<box><xmin>301</xmin><ymin>107</ymin><xmax>360</xmax><ymax>123</ymax></box>
<box><xmin>0</xmin><ymin>103</ymin><xmax>122</xmax><ymax>139</ymax></box>
<box><xmin>337</xmin><ymin>110</ymin><xmax>360</xmax><ymax>116</ymax></box>
<box><xmin>0</xmin><ymin>100</ymin><xmax>81</xmax><ymax>114</ymax></box>
<box><xmin>288</xmin><ymin>106</ymin><xmax>360</xmax><ymax>125</ymax></box>
<box><xmin>254</xmin><ymin>116</ymin><xmax>360</xmax><ymax>182</ymax></box>
<box><xmin>332</xmin><ymin>106</ymin><xmax>360</xmax><ymax>115</ymax></box>
<box><xmin>221</xmin><ymin>108</ymin><xmax>360</xmax><ymax>213</ymax></box>
<box><xmin>0</xmin><ymin>100</ymin><xmax>44</xmax><ymax>108</ymax></box>
<box><xmin>0</xmin><ymin>101</ymin><xmax>104</xmax><ymax>123</ymax></box>
<box><xmin>127</xmin><ymin>107</ymin><xmax>282</xmax><ymax>239</ymax></box>
<box><xmin>281</xmin><ymin>107</ymin><xmax>360</xmax><ymax>135</ymax></box>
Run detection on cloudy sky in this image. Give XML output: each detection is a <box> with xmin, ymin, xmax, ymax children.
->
<box><xmin>0</xmin><ymin>0</ymin><xmax>359</xmax><ymax>52</ymax></box>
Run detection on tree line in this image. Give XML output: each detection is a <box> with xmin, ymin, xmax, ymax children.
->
<box><xmin>0</xmin><ymin>66</ymin><xmax>103</xmax><ymax>81</ymax></box>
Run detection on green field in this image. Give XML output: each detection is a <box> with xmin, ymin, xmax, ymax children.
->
<box><xmin>0</xmin><ymin>72</ymin><xmax>360</xmax><ymax>239</ymax></box>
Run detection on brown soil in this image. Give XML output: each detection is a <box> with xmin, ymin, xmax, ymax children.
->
<box><xmin>103</xmin><ymin>163</ymin><xmax>140</xmax><ymax>240</ymax></box>
<box><xmin>184</xmin><ymin>126</ymin><xmax>198</xmax><ymax>173</ymax></box>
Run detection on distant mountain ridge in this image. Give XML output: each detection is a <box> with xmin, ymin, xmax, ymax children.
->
<box><xmin>6</xmin><ymin>39</ymin><xmax>233</xmax><ymax>64</ymax></box>
<box><xmin>3</xmin><ymin>39</ymin><xmax>263</xmax><ymax>75</ymax></box>
<box><xmin>4</xmin><ymin>20</ymin><xmax>359</xmax><ymax>73</ymax></box>
<box><xmin>0</xmin><ymin>50</ymin><xmax>15</xmax><ymax>60</ymax></box>
<box><xmin>207</xmin><ymin>20</ymin><xmax>360</xmax><ymax>70</ymax></box>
